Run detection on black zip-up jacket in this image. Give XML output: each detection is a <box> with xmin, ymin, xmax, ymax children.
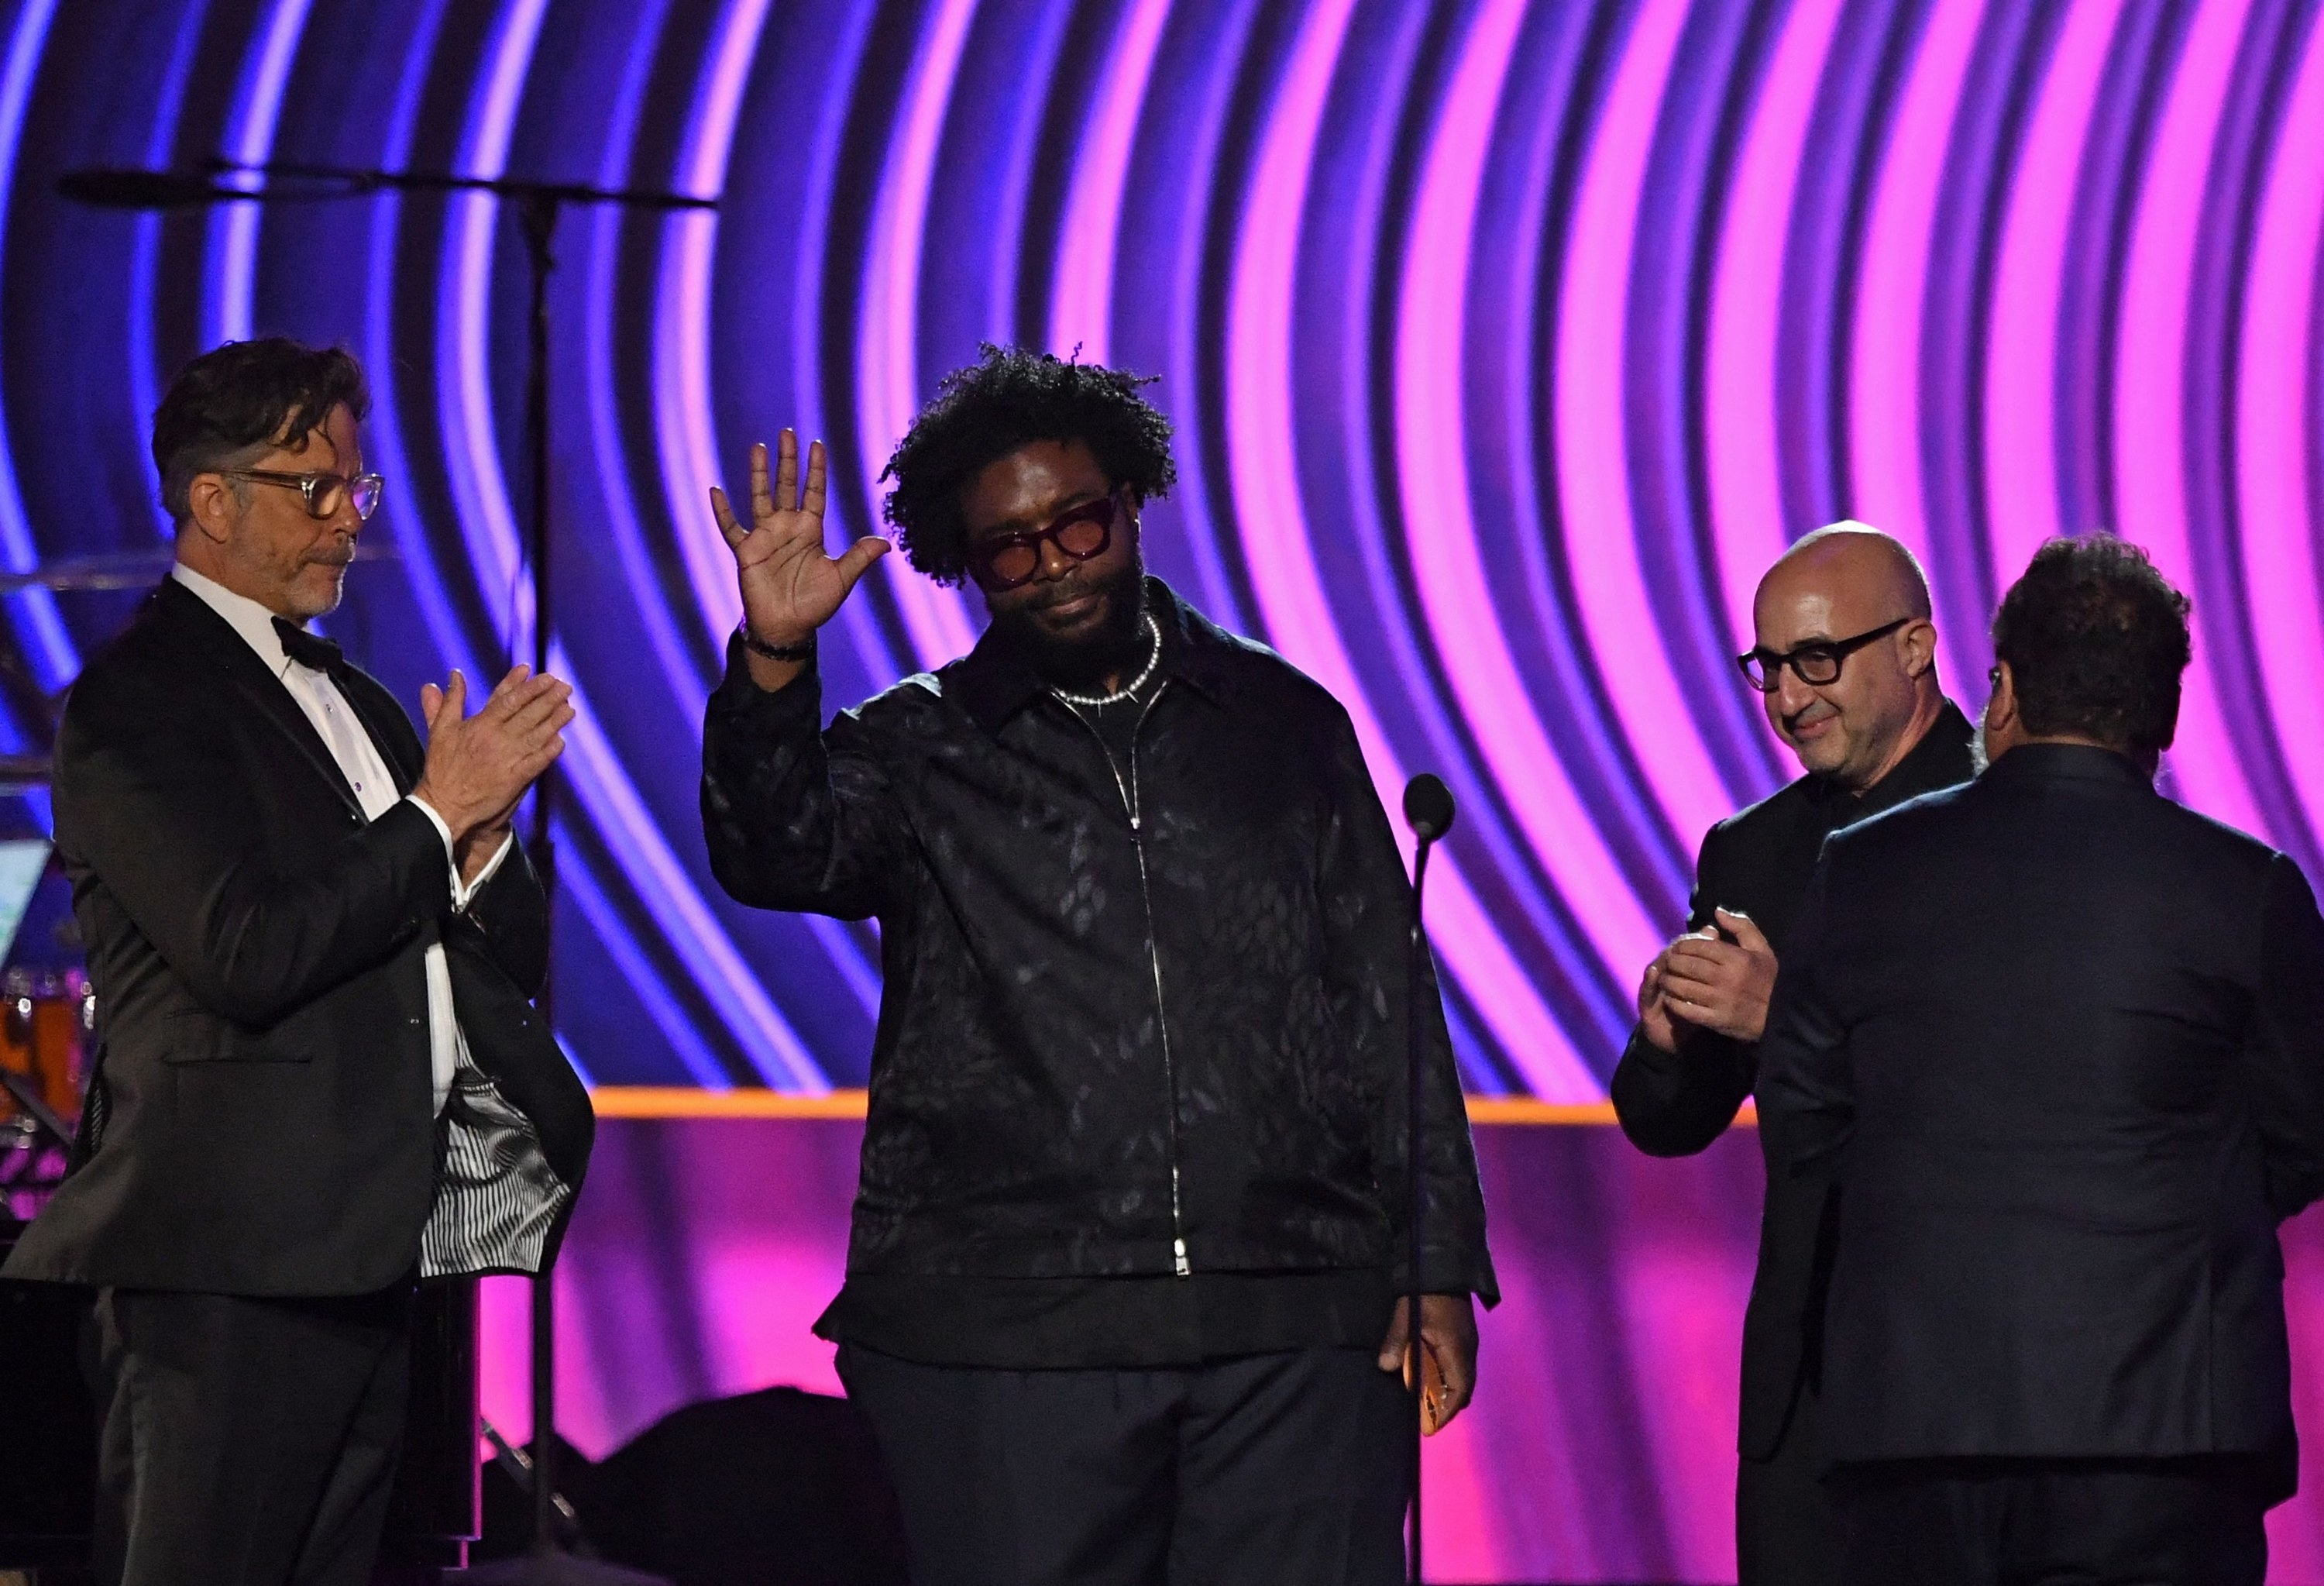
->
<box><xmin>701</xmin><ymin>579</ymin><xmax>1495</xmax><ymax>1300</ymax></box>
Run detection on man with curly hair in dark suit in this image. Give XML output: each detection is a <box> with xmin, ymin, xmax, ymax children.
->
<box><xmin>699</xmin><ymin>347</ymin><xmax>1494</xmax><ymax>1586</ymax></box>
<box><xmin>1760</xmin><ymin>535</ymin><xmax>2324</xmax><ymax>1582</ymax></box>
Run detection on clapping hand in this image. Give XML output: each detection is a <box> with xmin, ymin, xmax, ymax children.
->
<box><xmin>1637</xmin><ymin>954</ymin><xmax>1683</xmax><ymax>1054</ymax></box>
<box><xmin>1658</xmin><ymin>908</ymin><xmax>1779</xmax><ymax>1044</ymax></box>
<box><xmin>412</xmin><ymin>664</ymin><xmax>573</xmax><ymax>847</ymax></box>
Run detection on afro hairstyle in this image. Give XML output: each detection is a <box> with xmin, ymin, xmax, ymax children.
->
<box><xmin>878</xmin><ymin>345</ymin><xmax>1177</xmax><ymax>584</ymax></box>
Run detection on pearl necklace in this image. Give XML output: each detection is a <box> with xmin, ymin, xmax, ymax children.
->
<box><xmin>1050</xmin><ymin>613</ymin><xmax>1162</xmax><ymax>708</ymax></box>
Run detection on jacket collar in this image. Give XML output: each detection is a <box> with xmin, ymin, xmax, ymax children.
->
<box><xmin>169</xmin><ymin>562</ymin><xmax>304</xmax><ymax>680</ymax></box>
<box><xmin>1981</xmin><ymin>738</ymin><xmax>2154</xmax><ymax>790</ymax></box>
<box><xmin>949</xmin><ymin>576</ymin><xmax>1232</xmax><ymax>735</ymax></box>
<box><xmin>1803</xmin><ymin>698</ymin><xmax>1978</xmax><ymax>824</ymax></box>
<box><xmin>146</xmin><ymin>577</ymin><xmax>366</xmax><ymax>817</ymax></box>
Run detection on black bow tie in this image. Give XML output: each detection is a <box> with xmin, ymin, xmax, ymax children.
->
<box><xmin>273</xmin><ymin>618</ymin><xmax>342</xmax><ymax>673</ymax></box>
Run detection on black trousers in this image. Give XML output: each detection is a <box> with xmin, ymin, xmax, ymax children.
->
<box><xmin>836</xmin><ymin>1343</ymin><xmax>1410</xmax><ymax>1586</ymax></box>
<box><xmin>87</xmin><ymin>1285</ymin><xmax>413</xmax><ymax>1586</ymax></box>
<box><xmin>1737</xmin><ymin>1376</ymin><xmax>1845</xmax><ymax>1586</ymax></box>
<box><xmin>1832</xmin><ymin>1456</ymin><xmax>2270</xmax><ymax>1586</ymax></box>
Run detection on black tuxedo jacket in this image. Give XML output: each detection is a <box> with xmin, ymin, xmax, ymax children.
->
<box><xmin>1610</xmin><ymin>704</ymin><xmax>1975</xmax><ymax>1458</ymax></box>
<box><xmin>2</xmin><ymin>580</ymin><xmax>591</xmax><ymax>1296</ymax></box>
<box><xmin>1758</xmin><ymin>745</ymin><xmax>2324</xmax><ymax>1498</ymax></box>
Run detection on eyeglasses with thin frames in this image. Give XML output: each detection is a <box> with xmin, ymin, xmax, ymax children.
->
<box><xmin>966</xmin><ymin>490</ymin><xmax>1122</xmax><ymax>591</ymax></box>
<box><xmin>1736</xmin><ymin>617</ymin><xmax>1913</xmax><ymax>693</ymax></box>
<box><xmin>221</xmin><ymin>468</ymin><xmax>386</xmax><ymax>523</ymax></box>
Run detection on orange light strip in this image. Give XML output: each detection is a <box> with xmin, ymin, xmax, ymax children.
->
<box><xmin>589</xmin><ymin>1087</ymin><xmax>1760</xmax><ymax>1127</ymax></box>
<box><xmin>588</xmin><ymin>1086</ymin><xmax>874</xmax><ymax>1119</ymax></box>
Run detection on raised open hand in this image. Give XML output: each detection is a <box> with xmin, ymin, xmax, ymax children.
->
<box><xmin>710</xmin><ymin>429</ymin><xmax>888</xmax><ymax>651</ymax></box>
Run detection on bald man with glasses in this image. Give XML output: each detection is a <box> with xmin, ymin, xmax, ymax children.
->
<box><xmin>1611</xmin><ymin>524</ymin><xmax>1976</xmax><ymax>1586</ymax></box>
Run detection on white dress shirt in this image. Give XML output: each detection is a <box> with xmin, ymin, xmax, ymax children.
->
<box><xmin>171</xmin><ymin>562</ymin><xmax>509</xmax><ymax>1115</ymax></box>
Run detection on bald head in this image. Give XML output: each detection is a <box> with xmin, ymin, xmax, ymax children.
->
<box><xmin>1758</xmin><ymin>521</ymin><xmax>1933</xmax><ymax>625</ymax></box>
<box><xmin>1747</xmin><ymin>521</ymin><xmax>1945</xmax><ymax>790</ymax></box>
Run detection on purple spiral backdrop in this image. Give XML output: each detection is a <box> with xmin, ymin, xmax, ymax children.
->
<box><xmin>5</xmin><ymin>0</ymin><xmax>2324</xmax><ymax>1577</ymax></box>
<box><xmin>5</xmin><ymin>0</ymin><xmax>2322</xmax><ymax>1096</ymax></box>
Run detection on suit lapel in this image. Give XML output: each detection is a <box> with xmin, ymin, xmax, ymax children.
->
<box><xmin>152</xmin><ymin>582</ymin><xmax>366</xmax><ymax>821</ymax></box>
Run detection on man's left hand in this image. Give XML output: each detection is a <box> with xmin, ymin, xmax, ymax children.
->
<box><xmin>1659</xmin><ymin>908</ymin><xmax>1777</xmax><ymax>1042</ymax></box>
<box><xmin>1376</xmin><ymin>1292</ymin><xmax>1477</xmax><ymax>1433</ymax></box>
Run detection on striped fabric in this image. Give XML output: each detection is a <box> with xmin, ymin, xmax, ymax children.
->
<box><xmin>418</xmin><ymin>1060</ymin><xmax>572</xmax><ymax>1279</ymax></box>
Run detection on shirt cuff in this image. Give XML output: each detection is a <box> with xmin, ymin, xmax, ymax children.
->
<box><xmin>408</xmin><ymin>795</ymin><xmax>457</xmax><ymax>867</ymax></box>
<box><xmin>404</xmin><ymin>796</ymin><xmax>513</xmax><ymax>910</ymax></box>
<box><xmin>457</xmin><ymin>831</ymin><xmax>514</xmax><ymax>910</ymax></box>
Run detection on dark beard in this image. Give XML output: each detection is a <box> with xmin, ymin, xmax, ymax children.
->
<box><xmin>995</xmin><ymin>562</ymin><xmax>1149</xmax><ymax>692</ymax></box>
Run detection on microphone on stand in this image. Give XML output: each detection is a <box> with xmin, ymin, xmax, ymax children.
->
<box><xmin>1404</xmin><ymin>773</ymin><xmax>1455</xmax><ymax>845</ymax></box>
<box><xmin>57</xmin><ymin>167</ymin><xmax>367</xmax><ymax>212</ymax></box>
<box><xmin>56</xmin><ymin>169</ymin><xmax>249</xmax><ymax>208</ymax></box>
<box><xmin>1399</xmin><ymin>772</ymin><xmax>1454</xmax><ymax>1586</ymax></box>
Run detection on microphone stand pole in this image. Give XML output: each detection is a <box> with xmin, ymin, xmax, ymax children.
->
<box><xmin>513</xmin><ymin>186</ymin><xmax>565</xmax><ymax>1571</ymax></box>
<box><xmin>63</xmin><ymin>160</ymin><xmax>713</xmax><ymax>1580</ymax></box>
<box><xmin>229</xmin><ymin>160</ymin><xmax>707</xmax><ymax>1572</ymax></box>
<box><xmin>1405</xmin><ymin>831</ymin><xmax>1439</xmax><ymax>1586</ymax></box>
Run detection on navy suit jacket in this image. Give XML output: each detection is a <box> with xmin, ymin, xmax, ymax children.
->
<box><xmin>1758</xmin><ymin>744</ymin><xmax>2324</xmax><ymax>1499</ymax></box>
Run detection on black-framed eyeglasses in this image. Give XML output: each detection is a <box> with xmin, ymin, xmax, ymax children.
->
<box><xmin>1736</xmin><ymin>617</ymin><xmax>1913</xmax><ymax>693</ymax></box>
<box><xmin>222</xmin><ymin>468</ymin><xmax>386</xmax><ymax>522</ymax></box>
<box><xmin>966</xmin><ymin>490</ymin><xmax>1121</xmax><ymax>591</ymax></box>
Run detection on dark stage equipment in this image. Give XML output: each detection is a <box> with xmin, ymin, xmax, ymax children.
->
<box><xmin>0</xmin><ymin>1226</ymin><xmax>92</xmax><ymax>1577</ymax></box>
<box><xmin>0</xmin><ymin>1216</ymin><xmax>486</xmax><ymax>1581</ymax></box>
<box><xmin>570</xmin><ymin>1386</ymin><xmax>905</xmax><ymax>1586</ymax></box>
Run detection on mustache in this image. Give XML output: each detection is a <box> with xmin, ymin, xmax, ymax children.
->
<box><xmin>1020</xmin><ymin>579</ymin><xmax>1106</xmax><ymax>612</ymax></box>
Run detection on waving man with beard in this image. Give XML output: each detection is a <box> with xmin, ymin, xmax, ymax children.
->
<box><xmin>700</xmin><ymin>347</ymin><xmax>1494</xmax><ymax>1586</ymax></box>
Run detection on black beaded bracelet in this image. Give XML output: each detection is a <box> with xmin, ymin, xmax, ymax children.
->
<box><xmin>738</xmin><ymin>621</ymin><xmax>816</xmax><ymax>662</ymax></box>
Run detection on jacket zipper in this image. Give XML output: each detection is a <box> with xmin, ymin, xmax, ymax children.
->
<box><xmin>1065</xmin><ymin>685</ymin><xmax>1191</xmax><ymax>1278</ymax></box>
